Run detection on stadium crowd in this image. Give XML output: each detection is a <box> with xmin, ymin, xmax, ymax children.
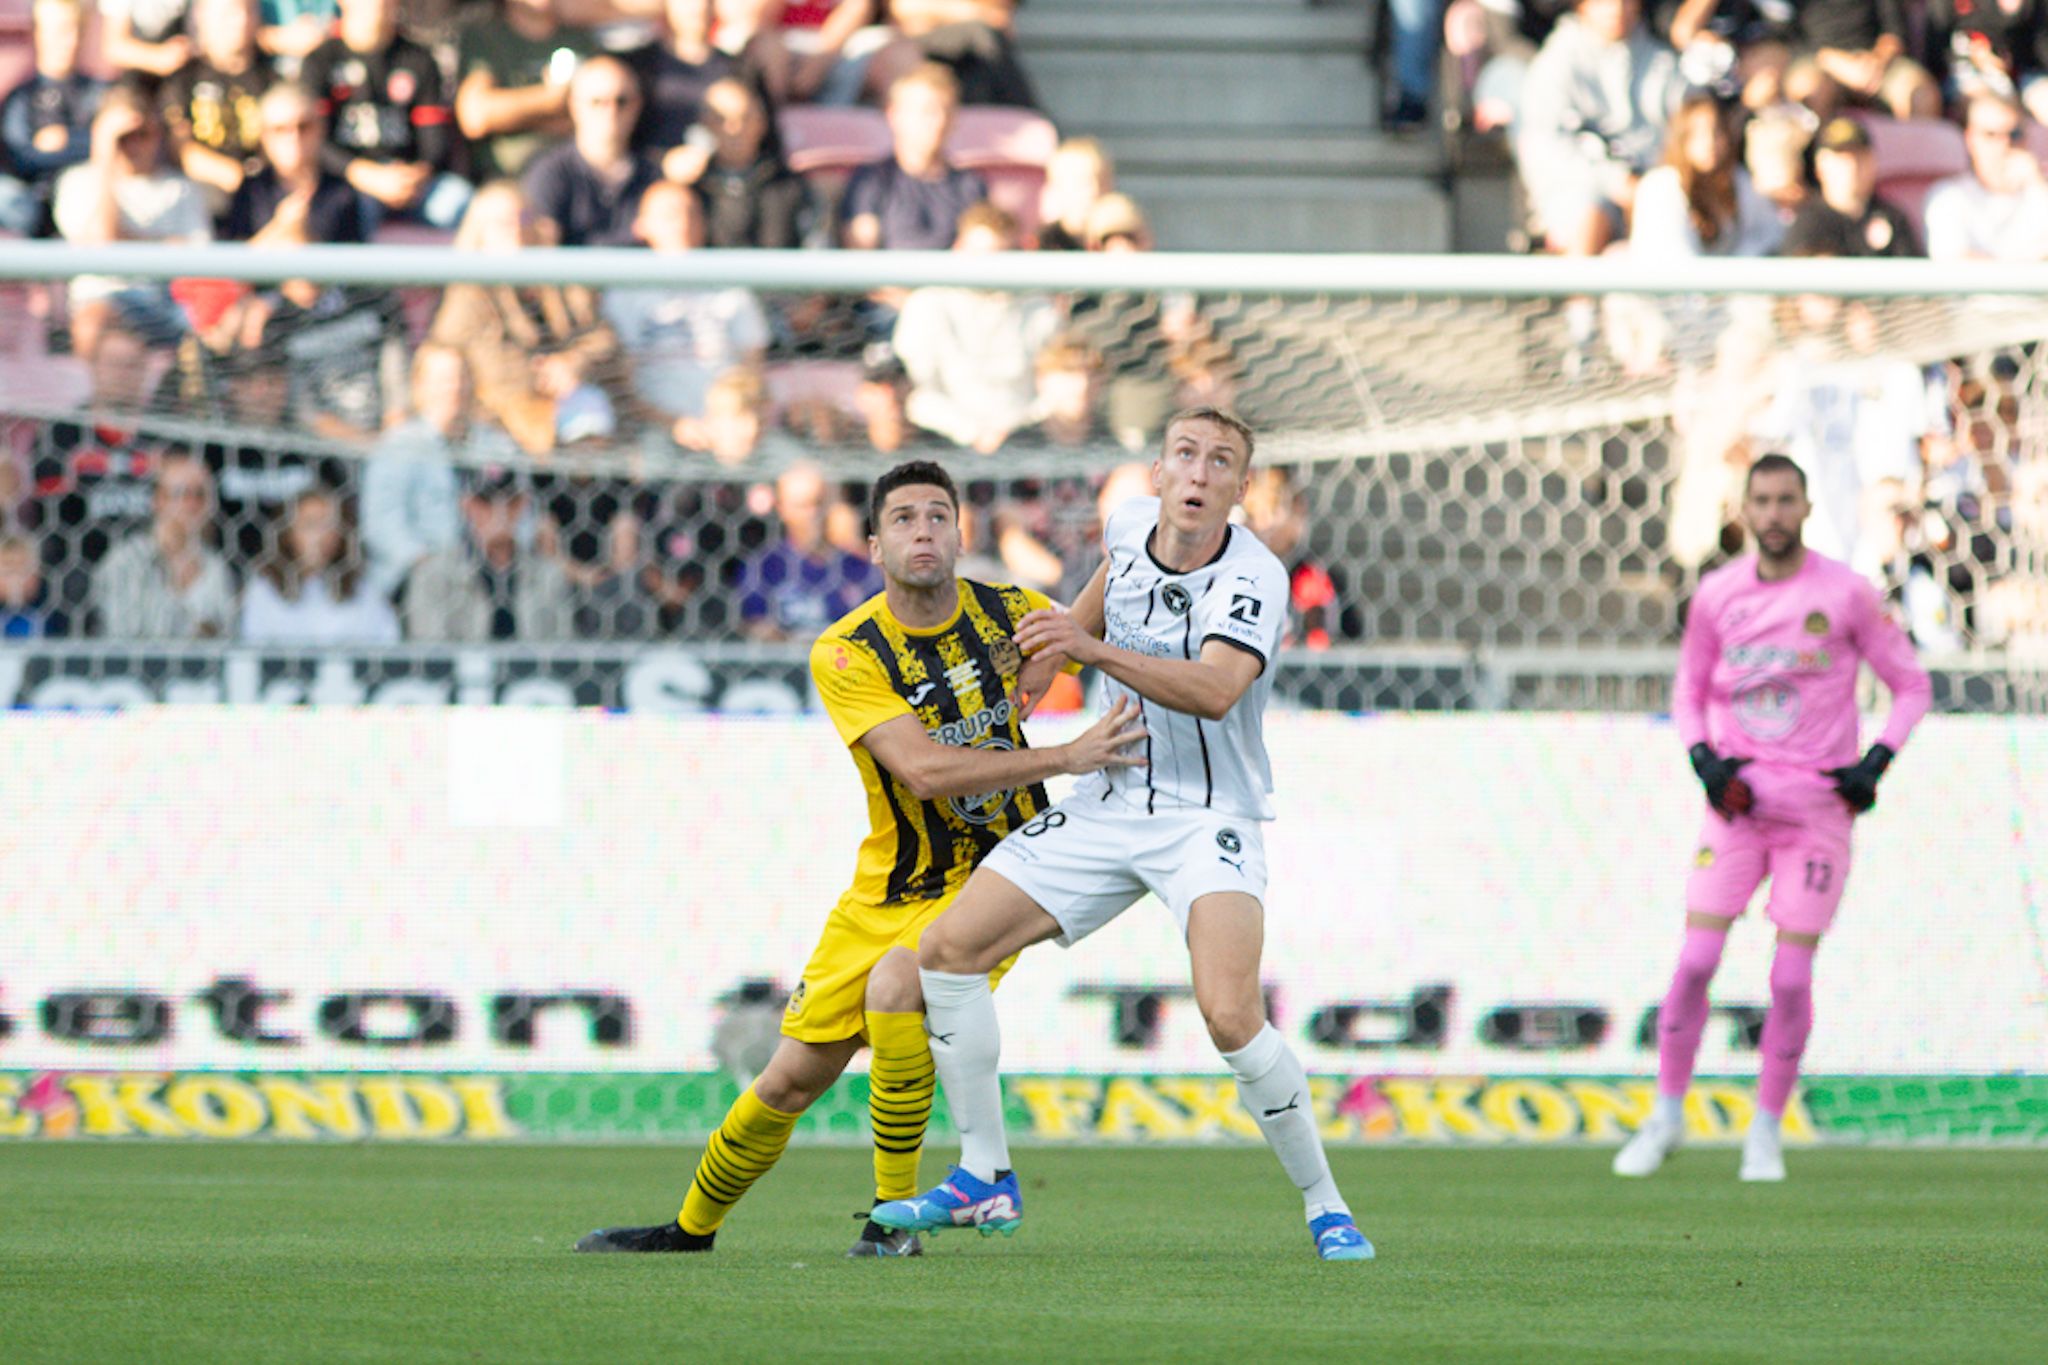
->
<box><xmin>1453</xmin><ymin>0</ymin><xmax>2048</xmax><ymax>650</ymax></box>
<box><xmin>0</xmin><ymin>0</ymin><xmax>2041</xmax><ymax>653</ymax></box>
<box><xmin>0</xmin><ymin>0</ymin><xmax>1353</xmax><ymax>646</ymax></box>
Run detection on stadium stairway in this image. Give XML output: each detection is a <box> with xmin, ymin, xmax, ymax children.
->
<box><xmin>1013</xmin><ymin>0</ymin><xmax>1450</xmax><ymax>252</ymax></box>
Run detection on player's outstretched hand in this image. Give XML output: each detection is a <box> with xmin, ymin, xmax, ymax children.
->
<box><xmin>1822</xmin><ymin>743</ymin><xmax>1894</xmax><ymax>815</ymax></box>
<box><xmin>1015</xmin><ymin>605</ymin><xmax>1101</xmax><ymax>669</ymax></box>
<box><xmin>1689</xmin><ymin>743</ymin><xmax>1753</xmax><ymax>819</ymax></box>
<box><xmin>1060</xmin><ymin>696</ymin><xmax>1148</xmax><ymax>775</ymax></box>
<box><xmin>1012</xmin><ymin>646</ymin><xmax>1066</xmax><ymax>719</ymax></box>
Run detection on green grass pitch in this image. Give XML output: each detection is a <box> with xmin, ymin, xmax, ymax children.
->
<box><xmin>5</xmin><ymin>1144</ymin><xmax>2045</xmax><ymax>1363</ymax></box>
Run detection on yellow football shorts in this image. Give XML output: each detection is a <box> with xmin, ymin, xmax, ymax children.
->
<box><xmin>782</xmin><ymin>889</ymin><xmax>1017</xmax><ymax>1044</ymax></box>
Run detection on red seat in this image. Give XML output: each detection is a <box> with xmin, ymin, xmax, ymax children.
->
<box><xmin>945</xmin><ymin>107</ymin><xmax>1059</xmax><ymax>171</ymax></box>
<box><xmin>777</xmin><ymin>105</ymin><xmax>891</xmax><ymax>177</ymax></box>
<box><xmin>1857</xmin><ymin>114</ymin><xmax>1969</xmax><ymax>246</ymax></box>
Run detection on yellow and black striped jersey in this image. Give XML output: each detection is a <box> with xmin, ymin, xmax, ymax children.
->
<box><xmin>810</xmin><ymin>579</ymin><xmax>1055</xmax><ymax>907</ymax></box>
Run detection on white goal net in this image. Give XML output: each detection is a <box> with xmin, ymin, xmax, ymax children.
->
<box><xmin>0</xmin><ymin>247</ymin><xmax>2042</xmax><ymax>713</ymax></box>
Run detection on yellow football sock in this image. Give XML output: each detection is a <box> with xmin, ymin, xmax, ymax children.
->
<box><xmin>865</xmin><ymin>1010</ymin><xmax>935</xmax><ymax>1202</ymax></box>
<box><xmin>677</xmin><ymin>1085</ymin><xmax>800</xmax><ymax>1235</ymax></box>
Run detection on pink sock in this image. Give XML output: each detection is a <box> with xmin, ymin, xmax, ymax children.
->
<box><xmin>1757</xmin><ymin>941</ymin><xmax>1817</xmax><ymax>1116</ymax></box>
<box><xmin>1656</xmin><ymin>926</ymin><xmax>1729</xmax><ymax>1099</ymax></box>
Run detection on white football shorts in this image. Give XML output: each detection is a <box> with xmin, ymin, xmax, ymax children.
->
<box><xmin>977</xmin><ymin>791</ymin><xmax>1270</xmax><ymax>945</ymax></box>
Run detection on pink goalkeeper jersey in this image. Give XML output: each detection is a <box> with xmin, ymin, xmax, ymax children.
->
<box><xmin>1675</xmin><ymin>549</ymin><xmax>1931</xmax><ymax>774</ymax></box>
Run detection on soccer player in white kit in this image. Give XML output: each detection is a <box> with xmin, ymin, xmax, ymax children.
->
<box><xmin>870</xmin><ymin>408</ymin><xmax>1372</xmax><ymax>1261</ymax></box>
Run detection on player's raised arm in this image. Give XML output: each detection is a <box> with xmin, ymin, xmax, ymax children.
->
<box><xmin>855</xmin><ymin>699</ymin><xmax>1146</xmax><ymax>801</ymax></box>
<box><xmin>1015</xmin><ymin>568</ymin><xmax>1278</xmax><ymax>723</ymax></box>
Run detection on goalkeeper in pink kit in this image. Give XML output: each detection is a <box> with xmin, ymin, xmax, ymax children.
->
<box><xmin>1615</xmin><ymin>454</ymin><xmax>1931</xmax><ymax>1182</ymax></box>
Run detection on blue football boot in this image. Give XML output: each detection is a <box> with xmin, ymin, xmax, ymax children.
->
<box><xmin>869</xmin><ymin>1165</ymin><xmax>1022</xmax><ymax>1238</ymax></box>
<box><xmin>1311</xmin><ymin>1211</ymin><xmax>1375</xmax><ymax>1261</ymax></box>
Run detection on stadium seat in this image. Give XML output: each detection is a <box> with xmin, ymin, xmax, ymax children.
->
<box><xmin>763</xmin><ymin>358</ymin><xmax>864</xmax><ymax>423</ymax></box>
<box><xmin>947</xmin><ymin>107</ymin><xmax>1058</xmax><ymax>242</ymax></box>
<box><xmin>777</xmin><ymin>106</ymin><xmax>892</xmax><ymax>177</ymax></box>
<box><xmin>0</xmin><ymin>353</ymin><xmax>89</xmax><ymax>410</ymax></box>
<box><xmin>2025</xmin><ymin>120</ymin><xmax>2048</xmax><ymax>175</ymax></box>
<box><xmin>1858</xmin><ymin>115</ymin><xmax>1969</xmax><ymax>244</ymax></box>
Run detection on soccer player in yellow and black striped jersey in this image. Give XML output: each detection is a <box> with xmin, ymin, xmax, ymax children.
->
<box><xmin>576</xmin><ymin>459</ymin><xmax>1146</xmax><ymax>1257</ymax></box>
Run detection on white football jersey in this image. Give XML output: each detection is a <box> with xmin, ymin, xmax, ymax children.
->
<box><xmin>1072</xmin><ymin>496</ymin><xmax>1290</xmax><ymax>821</ymax></box>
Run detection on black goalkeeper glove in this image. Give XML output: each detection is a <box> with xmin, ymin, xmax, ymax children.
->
<box><xmin>1689</xmin><ymin>743</ymin><xmax>1753</xmax><ymax>819</ymax></box>
<box><xmin>1823</xmin><ymin>743</ymin><xmax>1895</xmax><ymax>814</ymax></box>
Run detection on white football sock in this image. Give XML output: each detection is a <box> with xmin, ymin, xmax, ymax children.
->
<box><xmin>1224</xmin><ymin>1024</ymin><xmax>1346</xmax><ymax>1219</ymax></box>
<box><xmin>1653</xmin><ymin>1093</ymin><xmax>1686</xmax><ymax>1129</ymax></box>
<box><xmin>918</xmin><ymin>968</ymin><xmax>1010</xmax><ymax>1183</ymax></box>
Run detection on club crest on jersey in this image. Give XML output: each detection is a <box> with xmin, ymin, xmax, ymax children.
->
<box><xmin>1695</xmin><ymin>847</ymin><xmax>1715</xmax><ymax>868</ymax></box>
<box><xmin>1216</xmin><ymin>828</ymin><xmax>1243</xmax><ymax>855</ymax></box>
<box><xmin>1805</xmin><ymin>611</ymin><xmax>1830</xmax><ymax>635</ymax></box>
<box><xmin>949</xmin><ymin>737</ymin><xmax>1019</xmax><ymax>826</ymax></box>
<box><xmin>1162</xmin><ymin>583</ymin><xmax>1193</xmax><ymax>616</ymax></box>
<box><xmin>989</xmin><ymin>635</ymin><xmax>1022</xmax><ymax>678</ymax></box>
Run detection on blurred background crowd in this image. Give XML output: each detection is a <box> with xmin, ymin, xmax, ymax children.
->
<box><xmin>0</xmin><ymin>0</ymin><xmax>2041</xmax><ymax>660</ymax></box>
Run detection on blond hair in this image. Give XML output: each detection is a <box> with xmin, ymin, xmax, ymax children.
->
<box><xmin>1164</xmin><ymin>406</ymin><xmax>1255</xmax><ymax>466</ymax></box>
<box><xmin>889</xmin><ymin>61</ymin><xmax>960</xmax><ymax>108</ymax></box>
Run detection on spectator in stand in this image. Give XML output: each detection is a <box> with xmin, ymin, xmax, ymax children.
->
<box><xmin>0</xmin><ymin>0</ymin><xmax>105</xmax><ymax>238</ymax></box>
<box><xmin>300</xmin><ymin>0</ymin><xmax>473</xmax><ymax>232</ymax></box>
<box><xmin>161</xmin><ymin>0</ymin><xmax>274</xmax><ymax>214</ymax></box>
<box><xmin>54</xmin><ymin>82</ymin><xmax>212</xmax><ymax>360</ymax></box>
<box><xmin>1083</xmin><ymin>190</ymin><xmax>1151</xmax><ymax>252</ymax></box>
<box><xmin>1629</xmin><ymin>91</ymin><xmax>1782</xmax><ymax>258</ymax></box>
<box><xmin>362</xmin><ymin>342</ymin><xmax>517</xmax><ymax>601</ymax></box>
<box><xmin>404</xmin><ymin>468</ymin><xmax>576</xmax><ymax>641</ymax></box>
<box><xmin>0</xmin><ymin>533</ymin><xmax>71</xmax><ymax>638</ymax></box>
<box><xmin>23</xmin><ymin>319</ymin><xmax>167</xmax><ymax>616</ymax></box>
<box><xmin>735</xmin><ymin>460</ymin><xmax>881</xmax><ymax>642</ymax></box>
<box><xmin>854</xmin><ymin>344</ymin><xmax>911</xmax><ymax>452</ymax></box>
<box><xmin>1015</xmin><ymin>334</ymin><xmax>1101</xmax><ymax>449</ymax></box>
<box><xmin>604</xmin><ymin>179</ymin><xmax>770</xmax><ymax>439</ymax></box>
<box><xmin>1787</xmin><ymin>0</ymin><xmax>1940</xmax><ymax>121</ymax></box>
<box><xmin>891</xmin><ymin>202</ymin><xmax>1058</xmax><ymax>453</ymax></box>
<box><xmin>456</xmin><ymin>0</ymin><xmax>603</xmax><ymax>182</ymax></box>
<box><xmin>721</xmin><ymin>0</ymin><xmax>916</xmax><ymax>107</ymax></box>
<box><xmin>666</xmin><ymin>365</ymin><xmax>785</xmax><ymax>465</ymax></box>
<box><xmin>633</xmin><ymin>0</ymin><xmax>757</xmax><ymax>162</ymax></box>
<box><xmin>101</xmin><ymin>0</ymin><xmax>196</xmax><ymax>83</ymax></box>
<box><xmin>213</xmin><ymin>82</ymin><xmax>411</xmax><ymax>445</ymax></box>
<box><xmin>223</xmin><ymin>79</ymin><xmax>365</xmax><ymax>246</ymax></box>
<box><xmin>666</xmin><ymin>75</ymin><xmax>810</xmax><ymax>247</ymax></box>
<box><xmin>537</xmin><ymin>454</ymin><xmax>644</xmax><ymax>637</ymax></box>
<box><xmin>240</xmin><ymin>485</ymin><xmax>401</xmax><ymax>643</ymax></box>
<box><xmin>1753</xmin><ymin>286</ymin><xmax>1944</xmax><ymax>585</ymax></box>
<box><xmin>90</xmin><ymin>450</ymin><xmax>237</xmax><ymax>639</ymax></box>
<box><xmin>1655</xmin><ymin>0</ymin><xmax>1796</xmax><ymax>109</ymax></box>
<box><xmin>1035</xmin><ymin>136</ymin><xmax>1112</xmax><ymax>251</ymax></box>
<box><xmin>891</xmin><ymin>1</ymin><xmax>1035</xmax><ymax>108</ymax></box>
<box><xmin>523</xmin><ymin>54</ymin><xmax>662</xmax><ymax>246</ymax></box>
<box><xmin>1446</xmin><ymin>0</ymin><xmax>1570</xmax><ymax>133</ymax></box>
<box><xmin>259</xmin><ymin>0</ymin><xmax>339</xmax><ymax>75</ymax></box>
<box><xmin>430</xmin><ymin>180</ymin><xmax>628</xmax><ymax>455</ymax></box>
<box><xmin>1383</xmin><ymin>0</ymin><xmax>1444</xmax><ymax>132</ymax></box>
<box><xmin>1242</xmin><ymin>466</ymin><xmax>1342</xmax><ymax>649</ymax></box>
<box><xmin>1516</xmin><ymin>0</ymin><xmax>1685</xmax><ymax>258</ymax></box>
<box><xmin>840</xmin><ymin>62</ymin><xmax>985</xmax><ymax>250</ymax></box>
<box><xmin>1741</xmin><ymin>100</ymin><xmax>1814</xmax><ymax>224</ymax></box>
<box><xmin>1925</xmin><ymin>91</ymin><xmax>2048</xmax><ymax>261</ymax></box>
<box><xmin>1930</xmin><ymin>0</ymin><xmax>2048</xmax><ymax>126</ymax></box>
<box><xmin>1791</xmin><ymin>115</ymin><xmax>1919</xmax><ymax>257</ymax></box>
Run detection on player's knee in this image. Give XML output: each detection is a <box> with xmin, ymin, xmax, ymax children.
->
<box><xmin>751</xmin><ymin>1070</ymin><xmax>821</xmax><ymax>1113</ymax></box>
<box><xmin>916</xmin><ymin>916</ymin><xmax>987</xmax><ymax>975</ymax></box>
<box><xmin>1199</xmin><ymin>1000</ymin><xmax>1265</xmax><ymax>1055</ymax></box>
<box><xmin>865</xmin><ymin>948</ymin><xmax>922</xmax><ymax>1013</ymax></box>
